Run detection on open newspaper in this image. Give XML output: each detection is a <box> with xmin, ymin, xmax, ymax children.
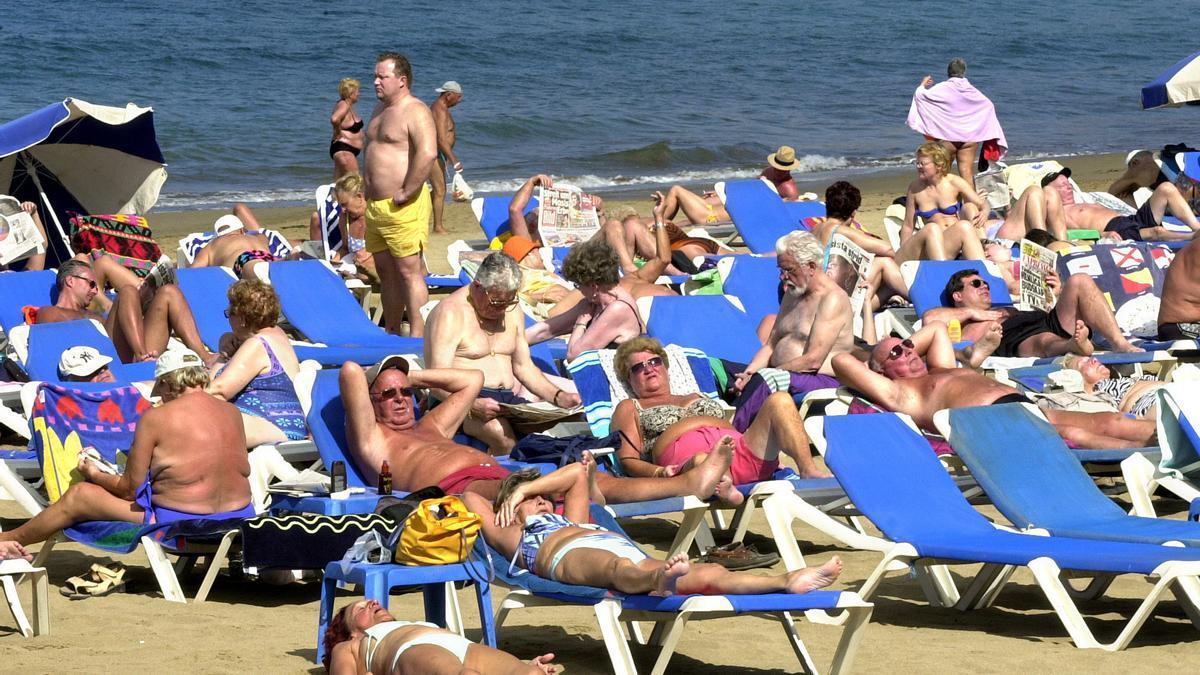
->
<box><xmin>498</xmin><ymin>400</ymin><xmax>584</xmax><ymax>426</ymax></box>
<box><xmin>1019</xmin><ymin>238</ymin><xmax>1058</xmax><ymax>312</ymax></box>
<box><xmin>537</xmin><ymin>185</ymin><xmax>601</xmax><ymax>247</ymax></box>
<box><xmin>0</xmin><ymin>196</ymin><xmax>46</xmax><ymax>265</ymax></box>
<box><xmin>824</xmin><ymin>234</ymin><xmax>875</xmax><ymax>334</ymax></box>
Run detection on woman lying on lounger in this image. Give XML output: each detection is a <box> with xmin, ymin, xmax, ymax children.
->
<box><xmin>464</xmin><ymin>453</ymin><xmax>841</xmax><ymax>597</ymax></box>
<box><xmin>208</xmin><ymin>279</ymin><xmax>308</xmax><ymax>447</ymax></box>
<box><xmin>1052</xmin><ymin>355</ymin><xmax>1166</xmax><ymax>420</ymax></box>
<box><xmin>610</xmin><ymin>338</ymin><xmax>831</xmax><ymax>507</ymax></box>
<box><xmin>898</xmin><ymin>141</ymin><xmax>988</xmax><ymax>264</ymax></box>
<box><xmin>325</xmin><ymin>599</ymin><xmax>557</xmax><ymax>675</ymax></box>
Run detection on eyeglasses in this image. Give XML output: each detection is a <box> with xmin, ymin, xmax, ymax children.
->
<box><xmin>475</xmin><ymin>283</ymin><xmax>518</xmax><ymax>308</ymax></box>
<box><xmin>371</xmin><ymin>386</ymin><xmax>416</xmax><ymax>401</ymax></box>
<box><xmin>71</xmin><ymin>275</ymin><xmax>98</xmax><ymax>290</ymax></box>
<box><xmin>629</xmin><ymin>356</ymin><xmax>664</xmax><ymax>377</ymax></box>
<box><xmin>885</xmin><ymin>339</ymin><xmax>915</xmax><ymax>361</ymax></box>
<box><xmin>964</xmin><ymin>278</ymin><xmax>987</xmax><ymax>289</ymax></box>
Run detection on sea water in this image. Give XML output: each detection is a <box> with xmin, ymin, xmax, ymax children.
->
<box><xmin>0</xmin><ymin>0</ymin><xmax>1192</xmax><ymax>209</ymax></box>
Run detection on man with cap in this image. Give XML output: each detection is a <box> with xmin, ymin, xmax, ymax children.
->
<box><xmin>998</xmin><ymin>168</ymin><xmax>1200</xmax><ymax>242</ymax></box>
<box><xmin>0</xmin><ymin>349</ymin><xmax>253</xmax><ymax>547</ymax></box>
<box><xmin>36</xmin><ymin>259</ymin><xmax>218</xmax><ymax>366</ymax></box>
<box><xmin>424</xmin><ymin>252</ymin><xmax>580</xmax><ymax>453</ymax></box>
<box><xmin>340</xmin><ymin>356</ymin><xmax>730</xmax><ymax>501</ymax></box>
<box><xmin>429</xmin><ymin>80</ymin><xmax>464</xmax><ymax>235</ymax></box>
<box><xmin>190</xmin><ymin>212</ymin><xmax>280</xmax><ymax>280</ymax></box>
<box><xmin>59</xmin><ymin>346</ymin><xmax>116</xmax><ymax>383</ymax></box>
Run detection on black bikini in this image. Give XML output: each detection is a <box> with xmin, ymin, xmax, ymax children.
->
<box><xmin>329</xmin><ymin>120</ymin><xmax>364</xmax><ymax>157</ymax></box>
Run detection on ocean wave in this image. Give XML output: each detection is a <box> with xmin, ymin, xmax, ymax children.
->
<box><xmin>155</xmin><ymin>188</ymin><xmax>314</xmax><ymax>210</ymax></box>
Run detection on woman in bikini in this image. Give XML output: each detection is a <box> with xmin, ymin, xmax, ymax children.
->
<box><xmin>898</xmin><ymin>142</ymin><xmax>989</xmax><ymax>264</ymax></box>
<box><xmin>610</xmin><ymin>338</ymin><xmax>831</xmax><ymax>507</ymax></box>
<box><xmin>330</xmin><ymin>172</ymin><xmax>378</xmax><ymax>281</ymax></box>
<box><xmin>330</xmin><ymin>77</ymin><xmax>365</xmax><ymax>180</ymax></box>
<box><xmin>464</xmin><ymin>453</ymin><xmax>841</xmax><ymax>598</ymax></box>
<box><xmin>208</xmin><ymin>280</ymin><xmax>308</xmax><ymax>447</ymax></box>
<box><xmin>1058</xmin><ymin>355</ymin><xmax>1166</xmax><ymax>420</ymax></box>
<box><xmin>325</xmin><ymin>599</ymin><xmax>557</xmax><ymax>674</ymax></box>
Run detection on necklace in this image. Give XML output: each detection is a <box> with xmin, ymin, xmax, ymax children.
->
<box><xmin>473</xmin><ymin>299</ymin><xmax>504</xmax><ymax>358</ymax></box>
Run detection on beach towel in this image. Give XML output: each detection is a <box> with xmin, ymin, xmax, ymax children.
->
<box><xmin>179</xmin><ymin>228</ymin><xmax>294</xmax><ymax>265</ymax></box>
<box><xmin>69</xmin><ymin>213</ymin><xmax>163</xmax><ymax>277</ymax></box>
<box><xmin>239</xmin><ymin>513</ymin><xmax>392</xmax><ymax>570</ymax></box>
<box><xmin>907</xmin><ymin>78</ymin><xmax>1008</xmax><ymax>158</ymax></box>
<box><xmin>1056</xmin><ymin>242</ymin><xmax>1175</xmax><ymax>338</ymax></box>
<box><xmin>28</xmin><ymin>382</ymin><xmax>147</xmax><ymax>503</ymax></box>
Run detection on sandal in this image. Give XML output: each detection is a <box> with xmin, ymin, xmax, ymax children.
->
<box><xmin>59</xmin><ymin>563</ymin><xmax>126</xmax><ymax>600</ymax></box>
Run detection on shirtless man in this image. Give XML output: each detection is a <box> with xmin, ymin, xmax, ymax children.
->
<box><xmin>429</xmin><ymin>80</ymin><xmax>463</xmax><ymax>235</ymax></box>
<box><xmin>924</xmin><ymin>268</ymin><xmax>1141</xmax><ymax>357</ymax></box>
<box><xmin>0</xmin><ymin>350</ymin><xmax>254</xmax><ymax>546</ymax></box>
<box><xmin>190</xmin><ymin>214</ymin><xmax>276</xmax><ymax>280</ymax></box>
<box><xmin>730</xmin><ymin>230</ymin><xmax>855</xmax><ymax>431</ymax></box>
<box><xmin>424</xmin><ymin>252</ymin><xmax>582</xmax><ymax>453</ymax></box>
<box><xmin>341</xmin><ymin>356</ymin><xmax>730</xmax><ymax>502</ymax></box>
<box><xmin>1158</xmin><ymin>236</ymin><xmax>1200</xmax><ymax>340</ymax></box>
<box><xmin>1109</xmin><ymin>150</ymin><xmax>1170</xmax><ymax>208</ymax></box>
<box><xmin>762</xmin><ymin>145</ymin><xmax>803</xmax><ymax>201</ymax></box>
<box><xmin>831</xmin><ymin>322</ymin><xmax>1156</xmax><ymax>449</ymax></box>
<box><xmin>363</xmin><ymin>51</ymin><xmax>437</xmax><ymax>337</ymax></box>
<box><xmin>999</xmin><ymin>168</ymin><xmax>1200</xmax><ymax>242</ymax></box>
<box><xmin>37</xmin><ymin>259</ymin><xmax>218</xmax><ymax>365</ymax></box>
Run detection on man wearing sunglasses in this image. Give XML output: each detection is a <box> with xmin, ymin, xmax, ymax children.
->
<box><xmin>730</xmin><ymin>230</ymin><xmax>857</xmax><ymax>431</ymax></box>
<box><xmin>424</xmin><ymin>252</ymin><xmax>581</xmax><ymax>453</ymax></box>
<box><xmin>35</xmin><ymin>259</ymin><xmax>218</xmax><ymax>366</ymax></box>
<box><xmin>831</xmin><ymin>322</ymin><xmax>1155</xmax><ymax>449</ymax></box>
<box><xmin>925</xmin><ymin>268</ymin><xmax>1141</xmax><ymax>358</ymax></box>
<box><xmin>341</xmin><ymin>356</ymin><xmax>731</xmax><ymax>502</ymax></box>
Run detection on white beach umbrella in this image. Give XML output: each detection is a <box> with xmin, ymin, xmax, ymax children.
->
<box><xmin>1142</xmin><ymin>50</ymin><xmax>1200</xmax><ymax>109</ymax></box>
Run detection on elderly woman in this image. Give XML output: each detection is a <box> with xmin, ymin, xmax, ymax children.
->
<box><xmin>1057</xmin><ymin>355</ymin><xmax>1165</xmax><ymax>419</ymax></box>
<box><xmin>611</xmin><ymin>338</ymin><xmax>831</xmax><ymax>503</ymax></box>
<box><xmin>330</xmin><ymin>77</ymin><xmax>365</xmax><ymax>179</ymax></box>
<box><xmin>464</xmin><ymin>456</ymin><xmax>841</xmax><ymax>598</ymax></box>
<box><xmin>899</xmin><ymin>142</ymin><xmax>988</xmax><ymax>263</ymax></box>
<box><xmin>325</xmin><ymin>599</ymin><xmax>557</xmax><ymax>675</ymax></box>
<box><xmin>208</xmin><ymin>280</ymin><xmax>307</xmax><ymax>447</ymax></box>
<box><xmin>328</xmin><ymin>172</ymin><xmax>378</xmax><ymax>281</ymax></box>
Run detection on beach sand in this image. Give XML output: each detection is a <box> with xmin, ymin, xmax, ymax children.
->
<box><xmin>8</xmin><ymin>152</ymin><xmax>1199</xmax><ymax>672</ymax></box>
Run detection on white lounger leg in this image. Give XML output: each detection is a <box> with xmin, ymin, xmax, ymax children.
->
<box><xmin>141</xmin><ymin>536</ymin><xmax>186</xmax><ymax>603</ymax></box>
<box><xmin>827</xmin><ymin>598</ymin><xmax>873</xmax><ymax>675</ymax></box>
<box><xmin>648</xmin><ymin>613</ymin><xmax>695</xmax><ymax>675</ymax></box>
<box><xmin>774</xmin><ymin>612</ymin><xmax>819</xmax><ymax>675</ymax></box>
<box><xmin>193</xmin><ymin>530</ymin><xmax>239</xmax><ymax>603</ymax></box>
<box><xmin>666</xmin><ymin>502</ymin><xmax>710</xmax><ymax>559</ymax></box>
<box><xmin>592</xmin><ymin>599</ymin><xmax>636</xmax><ymax>675</ymax></box>
<box><xmin>0</xmin><ymin>462</ymin><xmax>45</xmax><ymax>518</ymax></box>
<box><xmin>1121</xmin><ymin>453</ymin><xmax>1162</xmax><ymax>517</ymax></box>
<box><xmin>1</xmin><ymin>574</ymin><xmax>32</xmax><ymax>637</ymax></box>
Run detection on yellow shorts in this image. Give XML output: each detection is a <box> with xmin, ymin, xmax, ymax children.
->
<box><xmin>365</xmin><ymin>186</ymin><xmax>432</xmax><ymax>257</ymax></box>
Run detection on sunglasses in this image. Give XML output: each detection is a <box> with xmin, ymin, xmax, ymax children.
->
<box><xmin>629</xmin><ymin>356</ymin><xmax>663</xmax><ymax>377</ymax></box>
<box><xmin>223</xmin><ymin>308</ymin><xmax>234</xmax><ymax>318</ymax></box>
<box><xmin>371</xmin><ymin>386</ymin><xmax>416</xmax><ymax>401</ymax></box>
<box><xmin>885</xmin><ymin>339</ymin><xmax>915</xmax><ymax>361</ymax></box>
<box><xmin>964</xmin><ymin>278</ymin><xmax>987</xmax><ymax>289</ymax></box>
<box><xmin>71</xmin><ymin>275</ymin><xmax>98</xmax><ymax>290</ymax></box>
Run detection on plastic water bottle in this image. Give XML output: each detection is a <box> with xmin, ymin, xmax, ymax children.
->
<box><xmin>378</xmin><ymin>460</ymin><xmax>393</xmax><ymax>495</ymax></box>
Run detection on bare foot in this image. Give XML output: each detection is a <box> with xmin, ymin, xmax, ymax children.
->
<box><xmin>433</xmin><ymin>226</ymin><xmax>449</xmax><ymax>235</ymax></box>
<box><xmin>528</xmin><ymin>653</ymin><xmax>558</xmax><ymax>674</ymax></box>
<box><xmin>785</xmin><ymin>556</ymin><xmax>843</xmax><ymax>594</ymax></box>
<box><xmin>794</xmin><ymin>464</ymin><xmax>833</xmax><ymax>479</ymax></box>
<box><xmin>581</xmin><ymin>451</ymin><xmax>606</xmax><ymax>506</ymax></box>
<box><xmin>1067</xmin><ymin>320</ymin><xmax>1094</xmax><ymax>356</ymax></box>
<box><xmin>967</xmin><ymin>321</ymin><xmax>1003</xmax><ymax>367</ymax></box>
<box><xmin>686</xmin><ymin>436</ymin><xmax>734</xmax><ymax>499</ymax></box>
<box><xmin>1113</xmin><ymin>337</ymin><xmax>1146</xmax><ymax>353</ymax></box>
<box><xmin>652</xmin><ymin>553</ymin><xmax>691</xmax><ymax>597</ymax></box>
<box><xmin>713</xmin><ymin>474</ymin><xmax>746</xmax><ymax>507</ymax></box>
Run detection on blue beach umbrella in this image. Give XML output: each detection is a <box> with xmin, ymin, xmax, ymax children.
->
<box><xmin>1142</xmin><ymin>50</ymin><xmax>1200</xmax><ymax>109</ymax></box>
<box><xmin>0</xmin><ymin>99</ymin><xmax>168</xmax><ymax>265</ymax></box>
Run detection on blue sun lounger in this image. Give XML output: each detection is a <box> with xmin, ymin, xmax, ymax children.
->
<box><xmin>470</xmin><ymin>195</ymin><xmax>539</xmax><ymax>243</ymax></box>
<box><xmin>717</xmin><ymin>179</ymin><xmax>807</xmax><ymax>254</ymax></box>
<box><xmin>825</xmin><ymin>412</ymin><xmax>1200</xmax><ymax>651</ymax></box>
<box><xmin>638</xmin><ymin>295</ymin><xmax>761</xmax><ymax>364</ymax></box>
<box><xmin>718</xmin><ymin>255</ymin><xmax>781</xmax><ymax>329</ymax></box>
<box><xmin>176</xmin><ymin>266</ymin><xmax>238</xmax><ymax>352</ymax></box>
<box><xmin>936</xmin><ymin>404</ymin><xmax>1200</xmax><ymax>547</ymax></box>
<box><xmin>487</xmin><ymin>505</ymin><xmax>873</xmax><ymax>675</ymax></box>
<box><xmin>0</xmin><ymin>269</ymin><xmax>56</xmax><ymax>335</ymax></box>
<box><xmin>22</xmin><ymin>320</ymin><xmax>155</xmax><ymax>382</ymax></box>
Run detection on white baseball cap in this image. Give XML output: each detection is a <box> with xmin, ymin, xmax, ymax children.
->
<box><xmin>365</xmin><ymin>354</ymin><xmax>412</xmax><ymax>387</ymax></box>
<box><xmin>214</xmin><ymin>214</ymin><xmax>245</xmax><ymax>236</ymax></box>
<box><xmin>59</xmin><ymin>346</ymin><xmax>113</xmax><ymax>378</ymax></box>
<box><xmin>436</xmin><ymin>81</ymin><xmax>462</xmax><ymax>95</ymax></box>
<box><xmin>154</xmin><ymin>348</ymin><xmax>205</xmax><ymax>380</ymax></box>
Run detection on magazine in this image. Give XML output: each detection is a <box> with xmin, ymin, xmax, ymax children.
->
<box><xmin>498</xmin><ymin>400</ymin><xmax>584</xmax><ymax>425</ymax></box>
<box><xmin>0</xmin><ymin>196</ymin><xmax>46</xmax><ymax>266</ymax></box>
<box><xmin>824</xmin><ymin>233</ymin><xmax>875</xmax><ymax>334</ymax></box>
<box><xmin>1019</xmin><ymin>238</ymin><xmax>1058</xmax><ymax>312</ymax></box>
<box><xmin>537</xmin><ymin>185</ymin><xmax>601</xmax><ymax>246</ymax></box>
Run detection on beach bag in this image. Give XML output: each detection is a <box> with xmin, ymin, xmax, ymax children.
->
<box><xmin>451</xmin><ymin>171</ymin><xmax>474</xmax><ymax>201</ymax></box>
<box><xmin>391</xmin><ymin>495</ymin><xmax>481</xmax><ymax>565</ymax></box>
<box><xmin>510</xmin><ymin>431</ymin><xmax>620</xmax><ymax>468</ymax></box>
<box><xmin>69</xmin><ymin>213</ymin><xmax>163</xmax><ymax>278</ymax></box>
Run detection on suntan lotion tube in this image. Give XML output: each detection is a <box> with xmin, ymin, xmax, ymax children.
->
<box><xmin>947</xmin><ymin>319</ymin><xmax>962</xmax><ymax>343</ymax></box>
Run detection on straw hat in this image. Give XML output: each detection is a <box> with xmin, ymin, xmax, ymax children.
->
<box><xmin>767</xmin><ymin>145</ymin><xmax>802</xmax><ymax>171</ymax></box>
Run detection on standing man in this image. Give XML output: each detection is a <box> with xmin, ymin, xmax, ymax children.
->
<box><xmin>363</xmin><ymin>51</ymin><xmax>437</xmax><ymax>337</ymax></box>
<box><xmin>429</xmin><ymin>80</ymin><xmax>464</xmax><ymax>235</ymax></box>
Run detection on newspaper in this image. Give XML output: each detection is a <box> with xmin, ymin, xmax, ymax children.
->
<box><xmin>537</xmin><ymin>186</ymin><xmax>601</xmax><ymax>247</ymax></box>
<box><xmin>824</xmin><ymin>234</ymin><xmax>875</xmax><ymax>332</ymax></box>
<box><xmin>0</xmin><ymin>196</ymin><xmax>45</xmax><ymax>266</ymax></box>
<box><xmin>1019</xmin><ymin>239</ymin><xmax>1058</xmax><ymax>312</ymax></box>
<box><xmin>498</xmin><ymin>400</ymin><xmax>583</xmax><ymax>426</ymax></box>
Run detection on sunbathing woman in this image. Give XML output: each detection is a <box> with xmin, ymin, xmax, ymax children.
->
<box><xmin>898</xmin><ymin>142</ymin><xmax>988</xmax><ymax>264</ymax></box>
<box><xmin>610</xmin><ymin>338</ymin><xmax>831</xmax><ymax>505</ymax></box>
<box><xmin>1056</xmin><ymin>355</ymin><xmax>1166</xmax><ymax>419</ymax></box>
<box><xmin>208</xmin><ymin>280</ymin><xmax>308</xmax><ymax>447</ymax></box>
<box><xmin>464</xmin><ymin>453</ymin><xmax>842</xmax><ymax>597</ymax></box>
<box><xmin>325</xmin><ymin>599</ymin><xmax>557</xmax><ymax>674</ymax></box>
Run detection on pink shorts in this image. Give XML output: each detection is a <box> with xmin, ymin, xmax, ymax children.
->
<box><xmin>436</xmin><ymin>463</ymin><xmax>512</xmax><ymax>495</ymax></box>
<box><xmin>657</xmin><ymin>426</ymin><xmax>778</xmax><ymax>485</ymax></box>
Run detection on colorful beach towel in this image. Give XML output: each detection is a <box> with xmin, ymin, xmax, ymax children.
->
<box><xmin>1056</xmin><ymin>242</ymin><xmax>1175</xmax><ymax>338</ymax></box>
<box><xmin>907</xmin><ymin>78</ymin><xmax>1008</xmax><ymax>157</ymax></box>
<box><xmin>69</xmin><ymin>213</ymin><xmax>163</xmax><ymax>278</ymax></box>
